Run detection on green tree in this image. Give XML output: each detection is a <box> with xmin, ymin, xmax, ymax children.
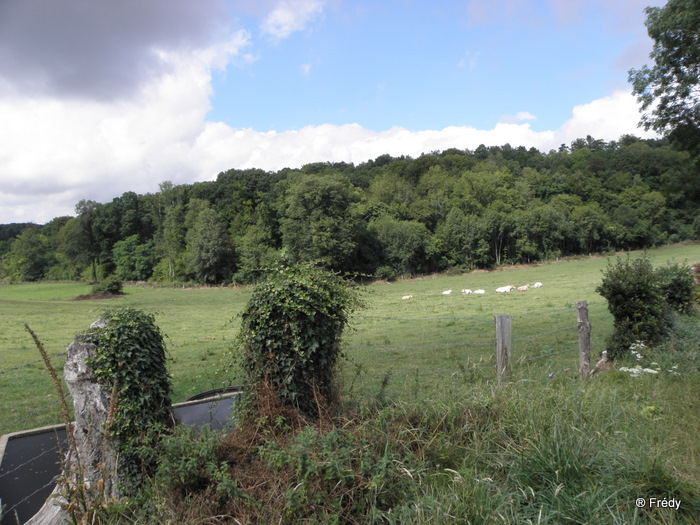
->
<box><xmin>428</xmin><ymin>208</ymin><xmax>487</xmax><ymax>270</ymax></box>
<box><xmin>156</xmin><ymin>203</ymin><xmax>187</xmax><ymax>281</ymax></box>
<box><xmin>571</xmin><ymin>203</ymin><xmax>609</xmax><ymax>255</ymax></box>
<box><xmin>112</xmin><ymin>234</ymin><xmax>157</xmax><ymax>281</ymax></box>
<box><xmin>185</xmin><ymin>208</ymin><xmax>234</xmax><ymax>284</ymax></box>
<box><xmin>282</xmin><ymin>174</ymin><xmax>361</xmax><ymax>271</ymax></box>
<box><xmin>629</xmin><ymin>0</ymin><xmax>700</xmax><ymax>158</ymax></box>
<box><xmin>370</xmin><ymin>215</ymin><xmax>429</xmax><ymax>277</ymax></box>
<box><xmin>60</xmin><ymin>200</ymin><xmax>101</xmax><ymax>281</ymax></box>
<box><xmin>1</xmin><ymin>228</ymin><xmax>54</xmax><ymax>281</ymax></box>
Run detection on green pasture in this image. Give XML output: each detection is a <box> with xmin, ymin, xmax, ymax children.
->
<box><xmin>1</xmin><ymin>243</ymin><xmax>698</xmax><ymax>434</ymax></box>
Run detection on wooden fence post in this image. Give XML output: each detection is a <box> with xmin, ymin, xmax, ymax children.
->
<box><xmin>576</xmin><ymin>301</ymin><xmax>591</xmax><ymax>379</ymax></box>
<box><xmin>495</xmin><ymin>315</ymin><xmax>512</xmax><ymax>386</ymax></box>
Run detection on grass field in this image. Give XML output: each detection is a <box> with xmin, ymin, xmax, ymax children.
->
<box><xmin>1</xmin><ymin>243</ymin><xmax>698</xmax><ymax>436</ymax></box>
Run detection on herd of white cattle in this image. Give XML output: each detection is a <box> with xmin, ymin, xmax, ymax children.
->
<box><xmin>401</xmin><ymin>282</ymin><xmax>542</xmax><ymax>300</ymax></box>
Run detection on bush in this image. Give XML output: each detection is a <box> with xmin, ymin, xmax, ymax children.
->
<box><xmin>596</xmin><ymin>254</ymin><xmax>671</xmax><ymax>359</ymax></box>
<box><xmin>235</xmin><ymin>263</ymin><xmax>363</xmax><ymax>419</ymax></box>
<box><xmin>656</xmin><ymin>261</ymin><xmax>696</xmax><ymax>315</ymax></box>
<box><xmin>91</xmin><ymin>274</ymin><xmax>123</xmax><ymax>295</ymax></box>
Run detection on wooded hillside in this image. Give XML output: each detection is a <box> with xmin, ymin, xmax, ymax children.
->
<box><xmin>1</xmin><ymin>135</ymin><xmax>698</xmax><ymax>283</ymax></box>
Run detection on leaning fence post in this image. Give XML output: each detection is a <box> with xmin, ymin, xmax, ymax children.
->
<box><xmin>495</xmin><ymin>314</ymin><xmax>512</xmax><ymax>386</ymax></box>
<box><xmin>576</xmin><ymin>301</ymin><xmax>591</xmax><ymax>379</ymax></box>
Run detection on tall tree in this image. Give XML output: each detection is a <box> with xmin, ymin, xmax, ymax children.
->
<box><xmin>282</xmin><ymin>174</ymin><xmax>361</xmax><ymax>271</ymax></box>
<box><xmin>1</xmin><ymin>228</ymin><xmax>54</xmax><ymax>281</ymax></box>
<box><xmin>60</xmin><ymin>200</ymin><xmax>101</xmax><ymax>281</ymax></box>
<box><xmin>629</xmin><ymin>0</ymin><xmax>700</xmax><ymax>158</ymax></box>
<box><xmin>185</xmin><ymin>208</ymin><xmax>234</xmax><ymax>284</ymax></box>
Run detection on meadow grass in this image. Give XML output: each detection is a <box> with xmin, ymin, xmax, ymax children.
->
<box><xmin>0</xmin><ymin>243</ymin><xmax>698</xmax><ymax>435</ymax></box>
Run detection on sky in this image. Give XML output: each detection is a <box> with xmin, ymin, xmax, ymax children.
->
<box><xmin>0</xmin><ymin>0</ymin><xmax>664</xmax><ymax>225</ymax></box>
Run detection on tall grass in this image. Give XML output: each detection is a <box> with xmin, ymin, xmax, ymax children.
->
<box><xmin>106</xmin><ymin>343</ymin><xmax>700</xmax><ymax>523</ymax></box>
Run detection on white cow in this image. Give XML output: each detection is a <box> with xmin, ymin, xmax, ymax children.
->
<box><xmin>442</xmin><ymin>290</ymin><xmax>452</xmax><ymax>295</ymax></box>
<box><xmin>461</xmin><ymin>289</ymin><xmax>472</xmax><ymax>294</ymax></box>
<box><xmin>533</xmin><ymin>282</ymin><xmax>543</xmax><ymax>288</ymax></box>
<box><xmin>402</xmin><ymin>295</ymin><xmax>413</xmax><ymax>300</ymax></box>
<box><xmin>517</xmin><ymin>284</ymin><xmax>529</xmax><ymax>292</ymax></box>
<box><xmin>474</xmin><ymin>289</ymin><xmax>486</xmax><ymax>294</ymax></box>
<box><xmin>495</xmin><ymin>285</ymin><xmax>515</xmax><ymax>293</ymax></box>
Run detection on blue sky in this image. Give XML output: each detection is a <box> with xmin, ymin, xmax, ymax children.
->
<box><xmin>0</xmin><ymin>0</ymin><xmax>662</xmax><ymax>224</ymax></box>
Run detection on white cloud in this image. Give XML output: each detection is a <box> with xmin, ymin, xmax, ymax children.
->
<box><xmin>499</xmin><ymin>111</ymin><xmax>537</xmax><ymax>124</ymax></box>
<box><xmin>0</xmin><ymin>30</ymin><xmax>251</xmax><ymax>223</ymax></box>
<box><xmin>554</xmin><ymin>89</ymin><xmax>655</xmax><ymax>145</ymax></box>
<box><xmin>0</xmin><ymin>86</ymin><xmax>657</xmax><ymax>224</ymax></box>
<box><xmin>261</xmin><ymin>0</ymin><xmax>325</xmax><ymax>40</ymax></box>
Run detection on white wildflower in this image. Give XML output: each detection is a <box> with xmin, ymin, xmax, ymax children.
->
<box><xmin>619</xmin><ymin>365</ymin><xmax>659</xmax><ymax>377</ymax></box>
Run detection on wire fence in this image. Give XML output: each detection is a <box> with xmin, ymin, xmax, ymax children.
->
<box><xmin>0</xmin><ymin>302</ymin><xmax>610</xmax><ymax>436</ymax></box>
<box><xmin>340</xmin><ymin>302</ymin><xmax>606</xmax><ymax>388</ymax></box>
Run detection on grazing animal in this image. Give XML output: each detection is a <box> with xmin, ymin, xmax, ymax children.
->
<box><xmin>401</xmin><ymin>295</ymin><xmax>413</xmax><ymax>300</ymax></box>
<box><xmin>461</xmin><ymin>289</ymin><xmax>472</xmax><ymax>294</ymax></box>
<box><xmin>589</xmin><ymin>351</ymin><xmax>612</xmax><ymax>376</ymax></box>
<box><xmin>532</xmin><ymin>282</ymin><xmax>543</xmax><ymax>288</ymax></box>
<box><xmin>495</xmin><ymin>285</ymin><xmax>515</xmax><ymax>293</ymax></box>
<box><xmin>442</xmin><ymin>290</ymin><xmax>452</xmax><ymax>295</ymax></box>
<box><xmin>474</xmin><ymin>289</ymin><xmax>485</xmax><ymax>294</ymax></box>
<box><xmin>517</xmin><ymin>284</ymin><xmax>529</xmax><ymax>292</ymax></box>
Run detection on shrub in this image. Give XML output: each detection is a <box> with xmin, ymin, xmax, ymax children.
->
<box><xmin>596</xmin><ymin>254</ymin><xmax>670</xmax><ymax>359</ymax></box>
<box><xmin>91</xmin><ymin>274</ymin><xmax>123</xmax><ymax>295</ymax></box>
<box><xmin>235</xmin><ymin>263</ymin><xmax>363</xmax><ymax>419</ymax></box>
<box><xmin>656</xmin><ymin>261</ymin><xmax>696</xmax><ymax>315</ymax></box>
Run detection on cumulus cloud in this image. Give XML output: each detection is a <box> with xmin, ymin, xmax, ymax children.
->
<box><xmin>261</xmin><ymin>0</ymin><xmax>326</xmax><ymax>40</ymax></box>
<box><xmin>0</xmin><ymin>29</ymin><xmax>251</xmax><ymax>223</ymax></box>
<box><xmin>0</xmin><ymin>0</ymin><xmax>231</xmax><ymax>100</ymax></box>
<box><xmin>554</xmin><ymin>90</ymin><xmax>653</xmax><ymax>145</ymax></box>
<box><xmin>0</xmin><ymin>84</ymin><xmax>656</xmax><ymax>224</ymax></box>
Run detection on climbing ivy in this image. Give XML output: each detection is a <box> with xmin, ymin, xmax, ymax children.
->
<box><xmin>83</xmin><ymin>307</ymin><xmax>173</xmax><ymax>494</ymax></box>
<box><xmin>235</xmin><ymin>263</ymin><xmax>363</xmax><ymax>418</ymax></box>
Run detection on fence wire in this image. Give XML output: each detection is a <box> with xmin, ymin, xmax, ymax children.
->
<box><xmin>512</xmin><ymin>325</ymin><xmax>578</xmax><ymax>342</ymax></box>
<box><xmin>2</xmin><ymin>475</ymin><xmax>60</xmax><ymax>518</ymax></box>
<box><xmin>351</xmin><ymin>314</ymin><xmax>493</xmax><ymax>323</ymax></box>
<box><xmin>0</xmin><ymin>352</ymin><xmax>66</xmax><ymax>375</ymax></box>
<box><xmin>346</xmin><ymin>340</ymin><xmax>493</xmax><ymax>351</ymax></box>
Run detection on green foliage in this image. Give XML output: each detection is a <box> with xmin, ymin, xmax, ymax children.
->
<box><xmin>82</xmin><ymin>307</ymin><xmax>174</xmax><ymax>494</ymax></box>
<box><xmin>156</xmin><ymin>426</ymin><xmax>223</xmax><ymax>495</ymax></box>
<box><xmin>0</xmin><ymin>228</ymin><xmax>54</xmax><ymax>281</ymax></box>
<box><xmin>369</xmin><ymin>215</ymin><xmax>429</xmax><ymax>277</ymax></box>
<box><xmin>3</xmin><ymin>138</ymin><xmax>700</xmax><ymax>284</ymax></box>
<box><xmin>91</xmin><ymin>274</ymin><xmax>123</xmax><ymax>295</ymax></box>
<box><xmin>281</xmin><ymin>173</ymin><xmax>362</xmax><ymax>271</ymax></box>
<box><xmin>115</xmin><ymin>350</ymin><xmax>700</xmax><ymax>523</ymax></box>
<box><xmin>629</xmin><ymin>0</ymin><xmax>700</xmax><ymax>159</ymax></box>
<box><xmin>236</xmin><ymin>263</ymin><xmax>363</xmax><ymax>418</ymax></box>
<box><xmin>596</xmin><ymin>254</ymin><xmax>671</xmax><ymax>358</ymax></box>
<box><xmin>258</xmin><ymin>425</ymin><xmax>417</xmax><ymax>521</ymax></box>
<box><xmin>185</xmin><ymin>207</ymin><xmax>234</xmax><ymax>284</ymax></box>
<box><xmin>112</xmin><ymin>234</ymin><xmax>157</xmax><ymax>281</ymax></box>
<box><xmin>655</xmin><ymin>261</ymin><xmax>697</xmax><ymax>315</ymax></box>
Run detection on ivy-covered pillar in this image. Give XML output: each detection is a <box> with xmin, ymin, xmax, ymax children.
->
<box><xmin>28</xmin><ymin>309</ymin><xmax>173</xmax><ymax>524</ymax></box>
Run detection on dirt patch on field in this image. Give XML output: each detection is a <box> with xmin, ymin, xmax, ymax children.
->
<box><xmin>73</xmin><ymin>294</ymin><xmax>124</xmax><ymax>301</ymax></box>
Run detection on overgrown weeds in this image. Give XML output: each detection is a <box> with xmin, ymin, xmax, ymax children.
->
<box><xmin>109</xmin><ymin>355</ymin><xmax>699</xmax><ymax>523</ymax></box>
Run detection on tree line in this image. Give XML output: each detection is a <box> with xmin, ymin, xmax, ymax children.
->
<box><xmin>1</xmin><ymin>135</ymin><xmax>699</xmax><ymax>284</ymax></box>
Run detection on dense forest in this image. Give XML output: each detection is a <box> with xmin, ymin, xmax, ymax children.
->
<box><xmin>1</xmin><ymin>134</ymin><xmax>699</xmax><ymax>284</ymax></box>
